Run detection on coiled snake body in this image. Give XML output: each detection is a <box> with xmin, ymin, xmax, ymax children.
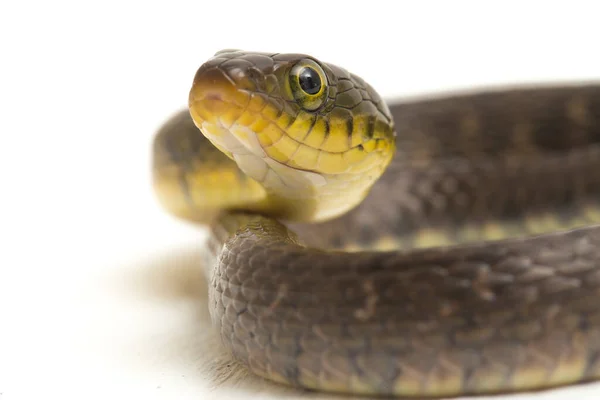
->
<box><xmin>153</xmin><ymin>51</ymin><xmax>600</xmax><ymax>397</ymax></box>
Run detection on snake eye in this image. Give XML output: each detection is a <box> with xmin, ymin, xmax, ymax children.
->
<box><xmin>298</xmin><ymin>67</ymin><xmax>321</xmax><ymax>95</ymax></box>
<box><xmin>289</xmin><ymin>59</ymin><xmax>328</xmax><ymax>111</ymax></box>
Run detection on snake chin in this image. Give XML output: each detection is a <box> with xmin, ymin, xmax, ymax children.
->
<box><xmin>202</xmin><ymin>119</ymin><xmax>327</xmax><ymax>194</ymax></box>
<box><xmin>199</xmin><ymin>118</ymin><xmax>364</xmax><ymax>221</ymax></box>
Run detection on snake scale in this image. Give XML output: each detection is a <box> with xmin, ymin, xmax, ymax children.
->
<box><xmin>153</xmin><ymin>50</ymin><xmax>600</xmax><ymax>397</ymax></box>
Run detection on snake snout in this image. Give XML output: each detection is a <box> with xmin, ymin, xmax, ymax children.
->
<box><xmin>189</xmin><ymin>65</ymin><xmax>238</xmax><ymax>118</ymax></box>
<box><xmin>189</xmin><ymin>54</ymin><xmax>272</xmax><ymax>129</ymax></box>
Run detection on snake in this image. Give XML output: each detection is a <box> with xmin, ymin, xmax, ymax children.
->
<box><xmin>152</xmin><ymin>50</ymin><xmax>600</xmax><ymax>397</ymax></box>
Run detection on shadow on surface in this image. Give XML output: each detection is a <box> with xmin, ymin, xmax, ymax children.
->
<box><xmin>128</xmin><ymin>246</ymin><xmax>369</xmax><ymax>399</ymax></box>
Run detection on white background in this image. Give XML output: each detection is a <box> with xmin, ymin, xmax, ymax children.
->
<box><xmin>2</xmin><ymin>1</ymin><xmax>600</xmax><ymax>399</ymax></box>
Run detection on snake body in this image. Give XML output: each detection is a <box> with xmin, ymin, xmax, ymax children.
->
<box><xmin>153</xmin><ymin>51</ymin><xmax>600</xmax><ymax>397</ymax></box>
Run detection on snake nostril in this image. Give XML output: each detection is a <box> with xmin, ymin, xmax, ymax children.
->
<box><xmin>245</xmin><ymin>67</ymin><xmax>266</xmax><ymax>92</ymax></box>
<box><xmin>203</xmin><ymin>93</ymin><xmax>224</xmax><ymax>102</ymax></box>
<box><xmin>246</xmin><ymin>67</ymin><xmax>262</xmax><ymax>80</ymax></box>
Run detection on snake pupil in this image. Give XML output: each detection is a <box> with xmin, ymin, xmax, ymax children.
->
<box><xmin>298</xmin><ymin>67</ymin><xmax>321</xmax><ymax>95</ymax></box>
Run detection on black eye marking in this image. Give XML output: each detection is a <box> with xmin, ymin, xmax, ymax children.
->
<box><xmin>298</xmin><ymin>67</ymin><xmax>322</xmax><ymax>95</ymax></box>
<box><xmin>367</xmin><ymin>116</ymin><xmax>376</xmax><ymax>138</ymax></box>
<box><xmin>323</xmin><ymin>118</ymin><xmax>330</xmax><ymax>139</ymax></box>
<box><xmin>346</xmin><ymin>118</ymin><xmax>354</xmax><ymax>136</ymax></box>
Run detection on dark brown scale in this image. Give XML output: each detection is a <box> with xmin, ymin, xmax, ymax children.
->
<box><xmin>337</xmin><ymin>79</ymin><xmax>355</xmax><ymax>93</ymax></box>
<box><xmin>336</xmin><ymin>89</ymin><xmax>363</xmax><ymax>109</ymax></box>
<box><xmin>238</xmin><ymin>53</ymin><xmax>275</xmax><ymax>71</ymax></box>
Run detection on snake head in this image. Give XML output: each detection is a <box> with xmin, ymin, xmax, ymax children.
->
<box><xmin>189</xmin><ymin>50</ymin><xmax>396</xmax><ymax>222</ymax></box>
